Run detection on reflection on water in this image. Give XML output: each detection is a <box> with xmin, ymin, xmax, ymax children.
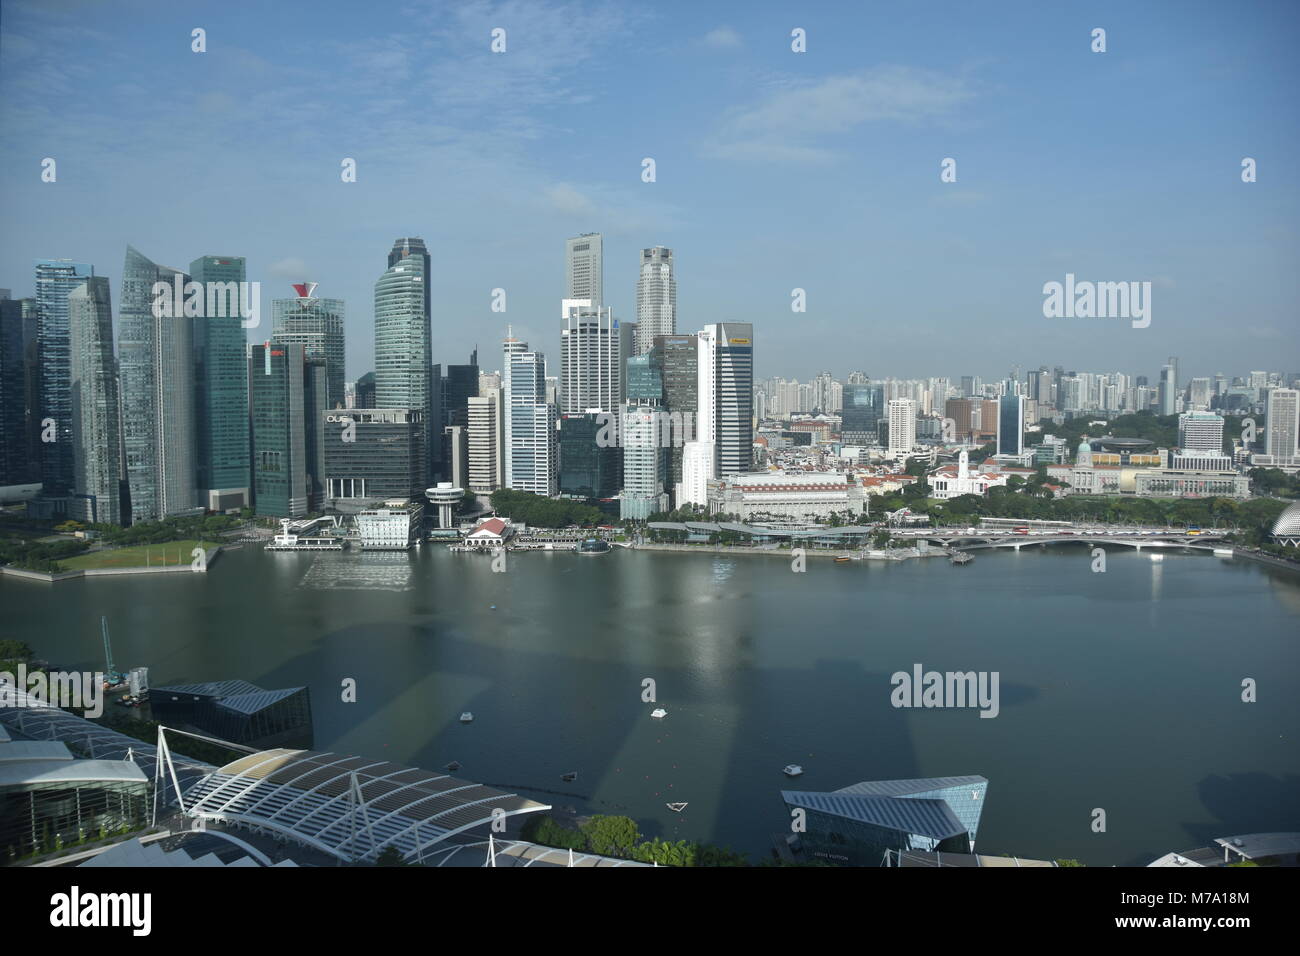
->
<box><xmin>298</xmin><ymin>552</ymin><xmax>415</xmax><ymax>591</ymax></box>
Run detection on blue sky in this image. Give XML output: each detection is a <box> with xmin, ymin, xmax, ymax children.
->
<box><xmin>2</xmin><ymin>0</ymin><xmax>1297</xmax><ymax>384</ymax></box>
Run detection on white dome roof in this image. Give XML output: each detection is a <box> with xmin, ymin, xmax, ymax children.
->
<box><xmin>1272</xmin><ymin>501</ymin><xmax>1300</xmax><ymax>536</ymax></box>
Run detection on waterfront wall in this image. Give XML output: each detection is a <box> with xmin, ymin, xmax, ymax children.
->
<box><xmin>0</xmin><ymin>546</ymin><xmax>222</xmax><ymax>584</ymax></box>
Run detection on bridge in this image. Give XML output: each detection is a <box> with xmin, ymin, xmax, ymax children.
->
<box><xmin>907</xmin><ymin>530</ymin><xmax>1232</xmax><ymax>552</ymax></box>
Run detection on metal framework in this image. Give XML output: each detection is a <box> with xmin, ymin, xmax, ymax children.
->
<box><xmin>163</xmin><ymin>743</ymin><xmax>550</xmax><ymax>863</ymax></box>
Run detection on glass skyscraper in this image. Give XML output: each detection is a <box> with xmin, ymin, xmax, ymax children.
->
<box><xmin>634</xmin><ymin>246</ymin><xmax>675</xmax><ymax>356</ymax></box>
<box><xmin>271</xmin><ymin>283</ymin><xmax>345</xmax><ymax>410</ymax></box>
<box><xmin>376</xmin><ymin>239</ymin><xmax>437</xmax><ymax>484</ymax></box>
<box><xmin>118</xmin><ymin>246</ymin><xmax>199</xmax><ymax>522</ymax></box>
<box><xmin>35</xmin><ymin>258</ymin><xmax>94</xmax><ymax>494</ymax></box>
<box><xmin>67</xmin><ymin>276</ymin><xmax>123</xmax><ymax>524</ymax></box>
<box><xmin>0</xmin><ymin>293</ymin><xmax>39</xmax><ymax>487</ymax></box>
<box><xmin>190</xmin><ymin>255</ymin><xmax>251</xmax><ymax>511</ymax></box>
<box><xmin>565</xmin><ymin>233</ymin><xmax>602</xmax><ymax>307</ymax></box>
<box><xmin>842</xmin><ymin>383</ymin><xmax>883</xmax><ymax>445</ymax></box>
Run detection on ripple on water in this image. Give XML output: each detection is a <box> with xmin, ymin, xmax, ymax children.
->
<box><xmin>298</xmin><ymin>553</ymin><xmax>414</xmax><ymax>591</ymax></box>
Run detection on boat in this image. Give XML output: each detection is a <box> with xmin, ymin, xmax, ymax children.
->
<box><xmin>783</xmin><ymin>764</ymin><xmax>803</xmax><ymax>777</ymax></box>
<box><xmin>577</xmin><ymin>537</ymin><xmax>611</xmax><ymax>555</ymax></box>
<box><xmin>1149</xmin><ymin>554</ymin><xmax>1164</xmax><ymax>562</ymax></box>
<box><xmin>650</xmin><ymin>708</ymin><xmax>667</xmax><ymax>719</ymax></box>
<box><xmin>561</xmin><ymin>771</ymin><xmax>578</xmax><ymax>783</ymax></box>
<box><xmin>459</xmin><ymin>712</ymin><xmax>474</xmax><ymax>723</ymax></box>
<box><xmin>666</xmin><ymin>802</ymin><xmax>688</xmax><ymax>813</ymax></box>
<box><xmin>951</xmin><ymin>552</ymin><xmax>972</xmax><ymax>565</ymax></box>
<box><xmin>445</xmin><ymin>761</ymin><xmax>461</xmax><ymax>772</ymax></box>
<box><xmin>834</xmin><ymin>556</ymin><xmax>851</xmax><ymax>563</ymax></box>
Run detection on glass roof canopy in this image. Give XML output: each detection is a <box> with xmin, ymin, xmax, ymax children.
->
<box><xmin>181</xmin><ymin>748</ymin><xmax>551</xmax><ymax>864</ymax></box>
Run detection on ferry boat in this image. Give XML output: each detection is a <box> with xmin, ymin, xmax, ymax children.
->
<box><xmin>651</xmin><ymin>708</ymin><xmax>667</xmax><ymax>719</ymax></box>
<box><xmin>577</xmin><ymin>537</ymin><xmax>611</xmax><ymax>555</ymax></box>
<box><xmin>834</xmin><ymin>556</ymin><xmax>851</xmax><ymax>563</ymax></box>
<box><xmin>783</xmin><ymin>764</ymin><xmax>804</xmax><ymax>777</ymax></box>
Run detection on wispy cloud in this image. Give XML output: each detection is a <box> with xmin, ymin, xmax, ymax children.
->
<box><xmin>703</xmin><ymin>65</ymin><xmax>976</xmax><ymax>164</ymax></box>
<box><xmin>702</xmin><ymin>26</ymin><xmax>742</xmax><ymax>49</ymax></box>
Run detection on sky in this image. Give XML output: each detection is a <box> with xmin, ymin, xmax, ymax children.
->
<box><xmin>2</xmin><ymin>0</ymin><xmax>1297</xmax><ymax>385</ymax></box>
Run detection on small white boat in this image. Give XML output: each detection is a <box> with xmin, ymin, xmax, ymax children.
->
<box><xmin>783</xmin><ymin>764</ymin><xmax>803</xmax><ymax>777</ymax></box>
<box><xmin>459</xmin><ymin>712</ymin><xmax>474</xmax><ymax>723</ymax></box>
<box><xmin>650</xmin><ymin>708</ymin><xmax>667</xmax><ymax>719</ymax></box>
<box><xmin>666</xmin><ymin>802</ymin><xmax>688</xmax><ymax>813</ymax></box>
<box><xmin>1149</xmin><ymin>554</ymin><xmax>1164</xmax><ymax>563</ymax></box>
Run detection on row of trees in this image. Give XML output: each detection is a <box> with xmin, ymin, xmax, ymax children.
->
<box><xmin>521</xmin><ymin>814</ymin><xmax>748</xmax><ymax>866</ymax></box>
<box><xmin>488</xmin><ymin>489</ymin><xmax>608</xmax><ymax>528</ymax></box>
<box><xmin>0</xmin><ymin>535</ymin><xmax>89</xmax><ymax>572</ymax></box>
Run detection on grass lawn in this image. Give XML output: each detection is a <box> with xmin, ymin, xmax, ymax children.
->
<box><xmin>60</xmin><ymin>540</ymin><xmax>214</xmax><ymax>571</ymax></box>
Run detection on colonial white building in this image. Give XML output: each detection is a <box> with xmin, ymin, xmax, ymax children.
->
<box><xmin>706</xmin><ymin>472</ymin><xmax>865</xmax><ymax>521</ymax></box>
<box><xmin>928</xmin><ymin>450</ymin><xmax>1010</xmax><ymax>500</ymax></box>
<box><xmin>356</xmin><ymin>498</ymin><xmax>424</xmax><ymax>550</ymax></box>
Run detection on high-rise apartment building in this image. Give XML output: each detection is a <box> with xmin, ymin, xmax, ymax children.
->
<box><xmin>190</xmin><ymin>255</ymin><xmax>251</xmax><ymax>512</ymax></box>
<box><xmin>1265</xmin><ymin>388</ymin><xmax>1299</xmax><ymax>457</ymax></box>
<box><xmin>35</xmin><ymin>259</ymin><xmax>94</xmax><ymax>494</ymax></box>
<box><xmin>634</xmin><ymin>247</ymin><xmax>675</xmax><ymax>356</ymax></box>
<box><xmin>887</xmin><ymin>399</ymin><xmax>917</xmax><ymax>457</ymax></box>
<box><xmin>67</xmin><ymin>277</ymin><xmax>122</xmax><ymax>524</ymax></box>
<box><xmin>565</xmin><ymin>233</ymin><xmax>602</xmax><ymax>306</ymax></box>
<box><xmin>119</xmin><ymin>246</ymin><xmax>199</xmax><ymax>522</ymax></box>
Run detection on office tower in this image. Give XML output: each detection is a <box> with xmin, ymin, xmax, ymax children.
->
<box><xmin>0</xmin><ymin>294</ymin><xmax>39</xmax><ymax>486</ymax></box>
<box><xmin>943</xmin><ymin>398</ymin><xmax>975</xmax><ymax>442</ymax></box>
<box><xmin>705</xmin><ymin>322</ymin><xmax>754</xmax><ymax>478</ymax></box>
<box><xmin>1265</xmin><ymin>389</ymin><xmax>1299</xmax><ymax>457</ymax></box>
<box><xmin>444</xmin><ymin>425</ymin><xmax>469</xmax><ymax>491</ymax></box>
<box><xmin>506</xmin><ymin>346</ymin><xmax>556</xmax><ymax>495</ymax></box>
<box><xmin>634</xmin><ymin>247</ymin><xmax>675</xmax><ymax>355</ymax></box>
<box><xmin>443</xmin><ymin>349</ymin><xmax>479</xmax><ymax>428</ymax></box>
<box><xmin>66</xmin><ymin>277</ymin><xmax>122</xmax><ymax>524</ymax></box>
<box><xmin>35</xmin><ymin>259</ymin><xmax>94</xmax><ymax>493</ymax></box>
<box><xmin>118</xmin><ymin>246</ymin><xmax>198</xmax><ymax>522</ymax></box>
<box><xmin>559</xmin><ymin>412</ymin><xmax>621</xmax><ymax>500</ymax></box>
<box><xmin>354</xmin><ymin>372</ymin><xmax>376</xmax><ymax>409</ymax></box>
<box><xmin>1160</xmin><ymin>359</ymin><xmax>1178</xmax><ymax>415</ymax></box>
<box><xmin>959</xmin><ymin>376</ymin><xmax>976</xmax><ymax>398</ymax></box>
<box><xmin>376</xmin><ymin>239</ymin><xmax>437</xmax><ymax>482</ymax></box>
<box><xmin>1178</xmin><ymin>412</ymin><xmax>1224</xmax><ymax>453</ymax></box>
<box><xmin>653</xmin><ymin>334</ymin><xmax>698</xmax><ymax>502</ymax></box>
<box><xmin>190</xmin><ymin>255</ymin><xmax>251</xmax><ymax>512</ymax></box>
<box><xmin>843</xmin><ymin>384</ymin><xmax>884</xmax><ymax>444</ymax></box>
<box><xmin>887</xmin><ymin>399</ymin><xmax>917</xmax><ymax>457</ymax></box>
<box><xmin>997</xmin><ymin>394</ymin><xmax>1026</xmax><ymax>456</ymax></box>
<box><xmin>565</xmin><ymin>233</ymin><xmax>602</xmax><ymax>306</ymax></box>
<box><xmin>467</xmin><ymin>390</ymin><xmax>504</xmax><ymax>495</ymax></box>
<box><xmin>1249</xmin><ymin>371</ymin><xmax>1269</xmax><ymax>390</ymax></box>
<box><xmin>561</xmin><ymin>300</ymin><xmax>621</xmax><ymax>414</ymax></box>
<box><xmin>271</xmin><ymin>282</ymin><xmax>345</xmax><ymax>409</ymax></box>
<box><xmin>249</xmin><ymin>343</ymin><xmax>310</xmax><ymax>518</ymax></box>
<box><xmin>1188</xmin><ymin>377</ymin><xmax>1212</xmax><ymax>411</ymax></box>
<box><xmin>501</xmin><ymin>331</ymin><xmax>527</xmax><ymax>484</ymax></box>
<box><xmin>620</xmin><ymin>404</ymin><xmax>669</xmax><ymax>519</ymax></box>
<box><xmin>323</xmin><ymin>407</ymin><xmax>426</xmax><ymax>504</ymax></box>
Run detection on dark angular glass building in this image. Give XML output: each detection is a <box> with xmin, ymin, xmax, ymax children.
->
<box><xmin>151</xmin><ymin>680</ymin><xmax>313</xmax><ymax>750</ymax></box>
<box><xmin>782</xmin><ymin>776</ymin><xmax>988</xmax><ymax>866</ymax></box>
<box><xmin>559</xmin><ymin>412</ymin><xmax>621</xmax><ymax>500</ymax></box>
<box><xmin>842</xmin><ymin>383</ymin><xmax>884</xmax><ymax>445</ymax></box>
<box><xmin>191</xmin><ymin>255</ymin><xmax>251</xmax><ymax>512</ymax></box>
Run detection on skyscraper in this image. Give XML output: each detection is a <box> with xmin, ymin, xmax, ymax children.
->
<box><xmin>708</xmin><ymin>322</ymin><xmax>754</xmax><ymax>479</ymax></box>
<box><xmin>271</xmin><ymin>282</ymin><xmax>345</xmax><ymax>409</ymax></box>
<box><xmin>1178</xmin><ymin>412</ymin><xmax>1224</xmax><ymax>453</ymax></box>
<box><xmin>652</xmin><ymin>334</ymin><xmax>698</xmax><ymax>504</ymax></box>
<box><xmin>505</xmin><ymin>344</ymin><xmax>556</xmax><ymax>495</ymax></box>
<box><xmin>842</xmin><ymin>383</ymin><xmax>884</xmax><ymax>445</ymax></box>
<box><xmin>67</xmin><ymin>277</ymin><xmax>122</xmax><ymax>524</ymax></box>
<box><xmin>997</xmin><ymin>394</ymin><xmax>1026</xmax><ymax>456</ymax></box>
<box><xmin>118</xmin><ymin>246</ymin><xmax>198</xmax><ymax>522</ymax></box>
<box><xmin>501</xmin><ymin>330</ymin><xmax>527</xmax><ymax>484</ymax></box>
<box><xmin>1160</xmin><ymin>358</ymin><xmax>1179</xmax><ymax>416</ymax></box>
<box><xmin>560</xmin><ymin>300</ymin><xmax>621</xmax><ymax>414</ymax></box>
<box><xmin>1265</xmin><ymin>388</ymin><xmax>1299</xmax><ymax>457</ymax></box>
<box><xmin>887</xmin><ymin>399</ymin><xmax>917</xmax><ymax>457</ymax></box>
<box><xmin>35</xmin><ymin>258</ymin><xmax>94</xmax><ymax>494</ymax></box>
<box><xmin>249</xmin><ymin>342</ymin><xmax>328</xmax><ymax>518</ymax></box>
<box><xmin>375</xmin><ymin>240</ymin><xmax>437</xmax><ymax>484</ymax></box>
<box><xmin>190</xmin><ymin>255</ymin><xmax>251</xmax><ymax>512</ymax></box>
<box><xmin>634</xmin><ymin>247</ymin><xmax>675</xmax><ymax>356</ymax></box>
<box><xmin>0</xmin><ymin>293</ymin><xmax>39</xmax><ymax>487</ymax></box>
<box><xmin>565</xmin><ymin>233</ymin><xmax>602</xmax><ymax>306</ymax></box>
<box><xmin>467</xmin><ymin>390</ymin><xmax>504</xmax><ymax>496</ymax></box>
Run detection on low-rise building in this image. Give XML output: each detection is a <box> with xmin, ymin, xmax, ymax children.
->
<box><xmin>706</xmin><ymin>472</ymin><xmax>866</xmax><ymax>521</ymax></box>
<box><xmin>356</xmin><ymin>498</ymin><xmax>424</xmax><ymax>549</ymax></box>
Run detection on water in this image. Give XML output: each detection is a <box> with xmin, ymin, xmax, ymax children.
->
<box><xmin>2</xmin><ymin>544</ymin><xmax>1297</xmax><ymax>866</ymax></box>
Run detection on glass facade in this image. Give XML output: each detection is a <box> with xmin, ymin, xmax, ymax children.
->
<box><xmin>190</xmin><ymin>255</ymin><xmax>251</xmax><ymax>507</ymax></box>
<box><xmin>322</xmin><ymin>407</ymin><xmax>426</xmax><ymax>503</ymax></box>
<box><xmin>1</xmin><ymin>771</ymin><xmax>147</xmax><ymax>859</ymax></box>
<box><xmin>842</xmin><ymin>384</ymin><xmax>883</xmax><ymax>444</ymax></box>
<box><xmin>34</xmin><ymin>259</ymin><xmax>94</xmax><ymax>494</ymax></box>
<box><xmin>559</xmin><ymin>413</ymin><xmax>621</xmax><ymax>500</ymax></box>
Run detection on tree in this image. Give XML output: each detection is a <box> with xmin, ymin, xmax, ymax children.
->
<box><xmin>581</xmin><ymin>815</ymin><xmax>639</xmax><ymax>857</ymax></box>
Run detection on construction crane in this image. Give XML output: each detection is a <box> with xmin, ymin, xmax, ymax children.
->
<box><xmin>101</xmin><ymin>616</ymin><xmax>125</xmax><ymax>686</ymax></box>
